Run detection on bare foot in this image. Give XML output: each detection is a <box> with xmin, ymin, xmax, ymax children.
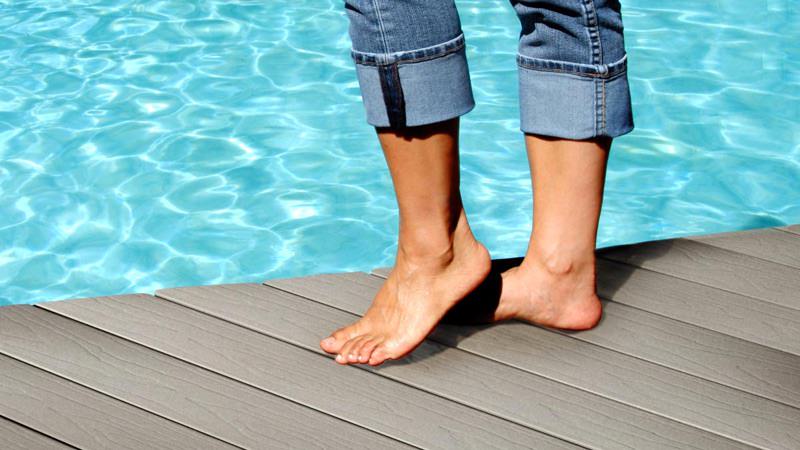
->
<box><xmin>319</xmin><ymin>214</ymin><xmax>491</xmax><ymax>366</ymax></box>
<box><xmin>492</xmin><ymin>253</ymin><xmax>603</xmax><ymax>329</ymax></box>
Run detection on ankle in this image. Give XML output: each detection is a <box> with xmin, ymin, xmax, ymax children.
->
<box><xmin>397</xmin><ymin>238</ymin><xmax>456</xmax><ymax>268</ymax></box>
<box><xmin>526</xmin><ymin>245</ymin><xmax>595</xmax><ymax>277</ymax></box>
<box><xmin>396</xmin><ymin>209</ymin><xmax>478</xmax><ymax>267</ymax></box>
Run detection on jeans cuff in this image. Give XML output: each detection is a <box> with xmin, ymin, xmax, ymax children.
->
<box><xmin>517</xmin><ymin>53</ymin><xmax>635</xmax><ymax>139</ymax></box>
<box><xmin>350</xmin><ymin>33</ymin><xmax>476</xmax><ymax>129</ymax></box>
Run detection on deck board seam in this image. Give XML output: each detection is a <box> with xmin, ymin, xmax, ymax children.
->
<box><xmin>596</xmin><ymin>237</ymin><xmax>800</xmax><ymax>313</ymax></box>
<box><xmin>34</xmin><ymin>303</ymin><xmax>420</xmax><ymax>450</ymax></box>
<box><xmin>367</xmin><ymin>268</ymin><xmax>800</xmax><ymax>360</ymax></box>
<box><xmin>155</xmin><ymin>289</ymin><xmax>583</xmax><ymax>449</ymax></box>
<box><xmin>777</xmin><ymin>226</ymin><xmax>800</xmax><ymax>236</ymax></box>
<box><xmin>596</xmin><ymin>253</ymin><xmax>800</xmax><ymax>313</ymax></box>
<box><xmin>261</xmin><ymin>280</ymin><xmax>783</xmax><ymax>447</ymax></box>
<box><xmin>678</xmin><ymin>236</ymin><xmax>800</xmax><ymax>271</ymax></box>
<box><xmin>359</xmin><ymin>271</ymin><xmax>800</xmax><ymax>417</ymax></box>
<box><xmin>0</xmin><ymin>414</ymin><xmax>79</xmax><ymax>450</ymax></box>
<box><xmin>0</xmin><ymin>349</ymin><xmax>247</xmax><ymax>450</ymax></box>
<box><xmin>2</xmin><ymin>313</ymin><xmax>249</xmax><ymax>450</ymax></box>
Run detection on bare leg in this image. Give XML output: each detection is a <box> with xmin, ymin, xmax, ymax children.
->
<box><xmin>493</xmin><ymin>133</ymin><xmax>610</xmax><ymax>329</ymax></box>
<box><xmin>319</xmin><ymin>117</ymin><xmax>491</xmax><ymax>365</ymax></box>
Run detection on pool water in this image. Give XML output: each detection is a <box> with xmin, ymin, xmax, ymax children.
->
<box><xmin>0</xmin><ymin>0</ymin><xmax>798</xmax><ymax>306</ymax></box>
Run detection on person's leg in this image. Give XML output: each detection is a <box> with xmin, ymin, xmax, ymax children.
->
<box><xmin>494</xmin><ymin>0</ymin><xmax>634</xmax><ymax>327</ymax></box>
<box><xmin>321</xmin><ymin>1</ymin><xmax>489</xmax><ymax>365</ymax></box>
<box><xmin>493</xmin><ymin>134</ymin><xmax>608</xmax><ymax>327</ymax></box>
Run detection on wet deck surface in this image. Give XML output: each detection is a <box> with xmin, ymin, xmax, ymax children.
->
<box><xmin>1</xmin><ymin>225</ymin><xmax>799</xmax><ymax>449</ymax></box>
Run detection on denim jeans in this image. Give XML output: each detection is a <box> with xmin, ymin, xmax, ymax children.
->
<box><xmin>343</xmin><ymin>0</ymin><xmax>634</xmax><ymax>139</ymax></box>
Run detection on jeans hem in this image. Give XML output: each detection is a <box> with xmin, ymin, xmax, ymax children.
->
<box><xmin>351</xmin><ymin>36</ymin><xmax>475</xmax><ymax>129</ymax></box>
<box><xmin>351</xmin><ymin>32</ymin><xmax>466</xmax><ymax>66</ymax></box>
<box><xmin>516</xmin><ymin>53</ymin><xmax>628</xmax><ymax>79</ymax></box>
<box><xmin>517</xmin><ymin>53</ymin><xmax>634</xmax><ymax>139</ymax></box>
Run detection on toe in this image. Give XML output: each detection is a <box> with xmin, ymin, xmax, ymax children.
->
<box><xmin>322</xmin><ymin>326</ymin><xmax>356</xmax><ymax>355</ymax></box>
<box><xmin>320</xmin><ymin>336</ymin><xmax>337</xmax><ymax>353</ymax></box>
<box><xmin>368</xmin><ymin>345</ymin><xmax>391</xmax><ymax>366</ymax></box>
<box><xmin>344</xmin><ymin>335</ymin><xmax>368</xmax><ymax>364</ymax></box>
<box><xmin>357</xmin><ymin>337</ymin><xmax>381</xmax><ymax>364</ymax></box>
<box><xmin>337</xmin><ymin>334</ymin><xmax>364</xmax><ymax>365</ymax></box>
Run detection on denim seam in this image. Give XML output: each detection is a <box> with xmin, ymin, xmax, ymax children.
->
<box><xmin>365</xmin><ymin>0</ymin><xmax>408</xmax><ymax>129</ymax></box>
<box><xmin>350</xmin><ymin>33</ymin><xmax>466</xmax><ymax>66</ymax></box>
<box><xmin>603</xmin><ymin>78</ymin><xmax>608</xmax><ymax>132</ymax></box>
<box><xmin>581</xmin><ymin>0</ymin><xmax>603</xmax><ymax>65</ymax></box>
<box><xmin>370</xmin><ymin>0</ymin><xmax>389</xmax><ymax>54</ymax></box>
<box><xmin>598</xmin><ymin>78</ymin><xmax>605</xmax><ymax>134</ymax></box>
<box><xmin>516</xmin><ymin>53</ymin><xmax>627</xmax><ymax>78</ymax></box>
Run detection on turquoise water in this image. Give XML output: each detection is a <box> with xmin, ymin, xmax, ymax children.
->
<box><xmin>1</xmin><ymin>1</ymin><xmax>798</xmax><ymax>306</ymax></box>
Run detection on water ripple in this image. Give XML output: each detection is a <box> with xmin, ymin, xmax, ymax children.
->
<box><xmin>0</xmin><ymin>0</ymin><xmax>797</xmax><ymax>305</ymax></box>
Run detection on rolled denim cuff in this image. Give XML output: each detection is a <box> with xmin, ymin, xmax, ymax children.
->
<box><xmin>350</xmin><ymin>33</ymin><xmax>475</xmax><ymax>129</ymax></box>
<box><xmin>517</xmin><ymin>53</ymin><xmax>634</xmax><ymax>140</ymax></box>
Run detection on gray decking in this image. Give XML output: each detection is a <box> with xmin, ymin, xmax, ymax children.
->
<box><xmin>2</xmin><ymin>225</ymin><xmax>799</xmax><ymax>449</ymax></box>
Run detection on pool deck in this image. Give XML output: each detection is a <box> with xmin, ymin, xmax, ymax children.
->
<box><xmin>1</xmin><ymin>225</ymin><xmax>799</xmax><ymax>449</ymax></box>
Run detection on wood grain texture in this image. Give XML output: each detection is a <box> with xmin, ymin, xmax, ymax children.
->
<box><xmin>365</xmin><ymin>267</ymin><xmax>800</xmax><ymax>409</ymax></box>
<box><xmin>39</xmin><ymin>294</ymin><xmax>547</xmax><ymax>450</ymax></box>
<box><xmin>685</xmin><ymin>227</ymin><xmax>800</xmax><ymax>269</ymax></box>
<box><xmin>0</xmin><ymin>305</ymin><xmax>406</xmax><ymax>450</ymax></box>
<box><xmin>598</xmin><ymin>238</ymin><xmax>800</xmax><ymax>311</ymax></box>
<box><xmin>267</xmin><ymin>272</ymin><xmax>800</xmax><ymax>450</ymax></box>
<box><xmin>0</xmin><ymin>352</ymin><xmax>234</xmax><ymax>450</ymax></box>
<box><xmin>595</xmin><ymin>258</ymin><xmax>800</xmax><ymax>355</ymax></box>
<box><xmin>0</xmin><ymin>416</ymin><xmax>72</xmax><ymax>450</ymax></box>
<box><xmin>159</xmin><ymin>282</ymin><xmax>752</xmax><ymax>450</ymax></box>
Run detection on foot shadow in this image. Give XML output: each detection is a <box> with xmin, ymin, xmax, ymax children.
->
<box><xmin>377</xmin><ymin>256</ymin><xmax>522</xmax><ymax>367</ymax></box>
<box><xmin>382</xmin><ymin>240</ymin><xmax>673</xmax><ymax>366</ymax></box>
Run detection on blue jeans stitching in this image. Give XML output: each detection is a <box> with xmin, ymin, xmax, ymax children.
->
<box><xmin>351</xmin><ymin>33</ymin><xmax>466</xmax><ymax>66</ymax></box>
<box><xmin>516</xmin><ymin>53</ymin><xmax>627</xmax><ymax>78</ymax></box>
<box><xmin>370</xmin><ymin>0</ymin><xmax>390</xmax><ymax>57</ymax></box>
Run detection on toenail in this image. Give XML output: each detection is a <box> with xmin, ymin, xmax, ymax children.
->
<box><xmin>322</xmin><ymin>337</ymin><xmax>334</xmax><ymax>345</ymax></box>
<box><xmin>335</xmin><ymin>354</ymin><xmax>344</xmax><ymax>362</ymax></box>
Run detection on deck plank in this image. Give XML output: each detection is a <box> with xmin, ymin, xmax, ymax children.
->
<box><xmin>0</xmin><ymin>352</ymin><xmax>234</xmax><ymax>450</ymax></box>
<box><xmin>685</xmin><ymin>227</ymin><xmax>800</xmax><ymax>269</ymax></box>
<box><xmin>0</xmin><ymin>416</ymin><xmax>72</xmax><ymax>450</ymax></box>
<box><xmin>598</xmin><ymin>238</ymin><xmax>800</xmax><ymax>311</ymax></box>
<box><xmin>38</xmin><ymin>294</ymin><xmax>563</xmax><ymax>450</ymax></box>
<box><xmin>158</xmin><ymin>282</ymin><xmax>753</xmax><ymax>449</ymax></box>
<box><xmin>267</xmin><ymin>272</ymin><xmax>800</xmax><ymax>450</ymax></box>
<box><xmin>778</xmin><ymin>225</ymin><xmax>800</xmax><ymax>235</ymax></box>
<box><xmin>595</xmin><ymin>258</ymin><xmax>800</xmax><ymax>355</ymax></box>
<box><xmin>364</xmin><ymin>268</ymin><xmax>800</xmax><ymax>409</ymax></box>
<box><xmin>0</xmin><ymin>305</ymin><xmax>407</xmax><ymax>450</ymax></box>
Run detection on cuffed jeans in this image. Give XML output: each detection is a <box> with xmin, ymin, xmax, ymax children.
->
<box><xmin>344</xmin><ymin>0</ymin><xmax>634</xmax><ymax>140</ymax></box>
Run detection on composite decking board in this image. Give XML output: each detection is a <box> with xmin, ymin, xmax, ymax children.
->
<box><xmin>597</xmin><ymin>237</ymin><xmax>800</xmax><ymax>311</ymax></box>
<box><xmin>595</xmin><ymin>258</ymin><xmax>800</xmax><ymax>356</ymax></box>
<box><xmin>0</xmin><ymin>416</ymin><xmax>73</xmax><ymax>450</ymax></box>
<box><xmin>38</xmin><ymin>295</ymin><xmax>560</xmax><ymax>450</ymax></box>
<box><xmin>0</xmin><ymin>353</ymin><xmax>235</xmax><ymax>450</ymax></box>
<box><xmin>684</xmin><ymin>227</ymin><xmax>800</xmax><ymax>269</ymax></box>
<box><xmin>267</xmin><ymin>273</ymin><xmax>800</xmax><ymax>450</ymax></box>
<box><xmin>372</xmin><ymin>267</ymin><xmax>391</xmax><ymax>277</ymax></box>
<box><xmin>40</xmin><ymin>292</ymin><xmax>744</xmax><ymax>447</ymax></box>
<box><xmin>144</xmin><ymin>290</ymin><xmax>595</xmax><ymax>450</ymax></box>
<box><xmin>301</xmin><ymin>270</ymin><xmax>800</xmax><ymax>410</ymax></box>
<box><xmin>0</xmin><ymin>305</ymin><xmax>405</xmax><ymax>450</ymax></box>
<box><xmin>157</xmin><ymin>283</ymin><xmax>753</xmax><ymax>450</ymax></box>
<box><xmin>778</xmin><ymin>225</ymin><xmax>800</xmax><ymax>235</ymax></box>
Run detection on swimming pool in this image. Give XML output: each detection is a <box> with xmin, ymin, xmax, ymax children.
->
<box><xmin>1</xmin><ymin>0</ymin><xmax>798</xmax><ymax>306</ymax></box>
